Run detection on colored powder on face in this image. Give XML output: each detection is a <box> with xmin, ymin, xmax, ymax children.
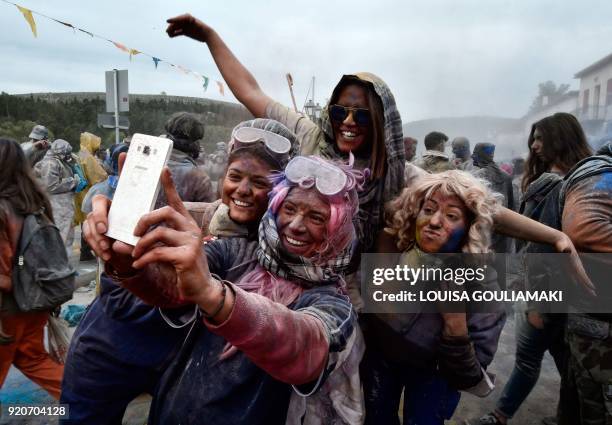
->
<box><xmin>593</xmin><ymin>172</ymin><xmax>612</xmax><ymax>192</ymax></box>
<box><xmin>453</xmin><ymin>146</ymin><xmax>469</xmax><ymax>158</ymax></box>
<box><xmin>415</xmin><ymin>215</ymin><xmax>428</xmax><ymax>249</ymax></box>
<box><xmin>483</xmin><ymin>145</ymin><xmax>495</xmax><ymax>156</ymax></box>
<box><xmin>439</xmin><ymin>227</ymin><xmax>466</xmax><ymax>253</ymax></box>
<box><xmin>415</xmin><ymin>228</ymin><xmax>423</xmax><ymax>248</ymax></box>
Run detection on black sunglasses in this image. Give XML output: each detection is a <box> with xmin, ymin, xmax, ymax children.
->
<box><xmin>329</xmin><ymin>104</ymin><xmax>371</xmax><ymax>126</ymax></box>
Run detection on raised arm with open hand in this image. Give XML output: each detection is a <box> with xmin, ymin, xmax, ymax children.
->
<box><xmin>166</xmin><ymin>14</ymin><xmax>273</xmax><ymax>117</ymax></box>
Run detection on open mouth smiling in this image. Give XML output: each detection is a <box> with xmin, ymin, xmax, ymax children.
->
<box><xmin>232</xmin><ymin>198</ymin><xmax>253</xmax><ymax>208</ymax></box>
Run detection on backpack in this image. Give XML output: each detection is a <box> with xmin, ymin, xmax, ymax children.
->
<box><xmin>72</xmin><ymin>159</ymin><xmax>88</xmax><ymax>193</ymax></box>
<box><xmin>517</xmin><ymin>172</ymin><xmax>564</xmax><ymax>254</ymax></box>
<box><xmin>11</xmin><ymin>213</ymin><xmax>76</xmax><ymax>312</ymax></box>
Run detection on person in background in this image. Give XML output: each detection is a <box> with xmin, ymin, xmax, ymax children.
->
<box><xmin>521</xmin><ymin>113</ymin><xmax>592</xmax><ymax>194</ymax></box>
<box><xmin>33</xmin><ymin>139</ymin><xmax>79</xmax><ymax>256</ymax></box>
<box><xmin>205</xmin><ymin>141</ymin><xmax>230</xmax><ymax>196</ymax></box>
<box><xmin>403</xmin><ymin>136</ymin><xmax>426</xmax><ymax>188</ymax></box>
<box><xmin>472</xmin><ymin>142</ymin><xmax>515</xmax><ymax>253</ymax></box>
<box><xmin>21</xmin><ymin>124</ymin><xmax>50</xmax><ymax>167</ymax></box>
<box><xmin>74</xmin><ymin>132</ymin><xmax>108</xmax><ymax>261</ymax></box>
<box><xmin>561</xmin><ymin>142</ymin><xmax>612</xmax><ymax>425</ymax></box>
<box><xmin>500</xmin><ymin>163</ymin><xmax>513</xmax><ymax>176</ymax></box>
<box><xmin>98</xmin><ymin>146</ymin><xmax>113</xmax><ymax>176</ymax></box>
<box><xmin>471</xmin><ymin>113</ymin><xmax>593</xmax><ymax>425</ymax></box>
<box><xmin>81</xmin><ymin>144</ymin><xmax>129</xmax><ymax>215</ymax></box>
<box><xmin>156</xmin><ymin>112</ymin><xmax>216</xmax><ymax>207</ymax></box>
<box><xmin>404</xmin><ymin>137</ymin><xmax>417</xmax><ymax>162</ymax></box>
<box><xmin>511</xmin><ymin>157</ymin><xmax>525</xmax><ymax>204</ymax></box>
<box><xmin>415</xmin><ymin>131</ymin><xmax>454</xmax><ymax>173</ymax></box>
<box><xmin>0</xmin><ymin>137</ymin><xmax>65</xmax><ymax>399</ymax></box>
<box><xmin>452</xmin><ymin>136</ymin><xmax>473</xmax><ymax>171</ymax></box>
<box><xmin>472</xmin><ymin>143</ymin><xmax>514</xmax><ymax>210</ymax></box>
<box><xmin>195</xmin><ymin>145</ymin><xmax>207</xmax><ymax>170</ymax></box>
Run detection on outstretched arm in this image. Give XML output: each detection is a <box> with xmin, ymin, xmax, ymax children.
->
<box><xmin>166</xmin><ymin>14</ymin><xmax>273</xmax><ymax>117</ymax></box>
<box><xmin>493</xmin><ymin>207</ymin><xmax>596</xmax><ymax>296</ymax></box>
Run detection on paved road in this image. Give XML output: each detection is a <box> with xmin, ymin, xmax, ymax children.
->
<box><xmin>451</xmin><ymin>313</ymin><xmax>560</xmax><ymax>425</ymax></box>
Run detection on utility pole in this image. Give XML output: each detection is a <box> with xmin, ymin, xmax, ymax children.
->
<box><xmin>113</xmin><ymin>69</ymin><xmax>120</xmax><ymax>145</ymax></box>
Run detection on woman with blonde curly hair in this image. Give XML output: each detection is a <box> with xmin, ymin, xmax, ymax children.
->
<box><xmin>387</xmin><ymin>170</ymin><xmax>500</xmax><ymax>255</ymax></box>
<box><xmin>362</xmin><ymin>170</ymin><xmax>506</xmax><ymax>425</ymax></box>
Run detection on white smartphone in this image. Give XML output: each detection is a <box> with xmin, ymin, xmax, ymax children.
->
<box><xmin>106</xmin><ymin>133</ymin><xmax>173</xmax><ymax>246</ymax></box>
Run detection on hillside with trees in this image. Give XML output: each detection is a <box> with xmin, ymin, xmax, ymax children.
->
<box><xmin>0</xmin><ymin>92</ymin><xmax>253</xmax><ymax>152</ymax></box>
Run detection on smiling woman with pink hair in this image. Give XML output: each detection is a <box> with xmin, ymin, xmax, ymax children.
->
<box><xmin>81</xmin><ymin>155</ymin><xmax>367</xmax><ymax>424</ymax></box>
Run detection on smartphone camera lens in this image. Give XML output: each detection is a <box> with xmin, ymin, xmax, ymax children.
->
<box><xmin>143</xmin><ymin>145</ymin><xmax>151</xmax><ymax>155</ymax></box>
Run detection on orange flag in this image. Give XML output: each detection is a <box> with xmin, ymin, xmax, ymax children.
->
<box><xmin>16</xmin><ymin>6</ymin><xmax>37</xmax><ymax>38</ymax></box>
<box><xmin>216</xmin><ymin>81</ymin><xmax>225</xmax><ymax>96</ymax></box>
<box><xmin>112</xmin><ymin>42</ymin><xmax>129</xmax><ymax>53</ymax></box>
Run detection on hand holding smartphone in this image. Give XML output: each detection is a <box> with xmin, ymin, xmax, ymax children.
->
<box><xmin>106</xmin><ymin>133</ymin><xmax>173</xmax><ymax>246</ymax></box>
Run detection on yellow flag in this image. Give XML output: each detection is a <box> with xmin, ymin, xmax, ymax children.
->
<box><xmin>129</xmin><ymin>49</ymin><xmax>140</xmax><ymax>61</ymax></box>
<box><xmin>16</xmin><ymin>6</ymin><xmax>37</xmax><ymax>38</ymax></box>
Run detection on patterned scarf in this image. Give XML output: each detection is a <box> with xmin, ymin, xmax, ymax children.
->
<box><xmin>255</xmin><ymin>210</ymin><xmax>353</xmax><ymax>288</ymax></box>
<box><xmin>223</xmin><ymin>196</ymin><xmax>355</xmax><ymax>360</ymax></box>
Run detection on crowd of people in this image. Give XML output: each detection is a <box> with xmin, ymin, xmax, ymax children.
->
<box><xmin>0</xmin><ymin>12</ymin><xmax>611</xmax><ymax>425</ymax></box>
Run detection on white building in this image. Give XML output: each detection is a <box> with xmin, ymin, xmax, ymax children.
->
<box><xmin>574</xmin><ymin>52</ymin><xmax>612</xmax><ymax>135</ymax></box>
<box><xmin>522</xmin><ymin>91</ymin><xmax>579</xmax><ymax>137</ymax></box>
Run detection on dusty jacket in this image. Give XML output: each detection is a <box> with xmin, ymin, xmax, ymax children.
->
<box><xmin>33</xmin><ymin>141</ymin><xmax>77</xmax><ymax>196</ymax></box>
<box><xmin>33</xmin><ymin>141</ymin><xmax>77</xmax><ymax>245</ymax></box>
<box><xmin>559</xmin><ymin>144</ymin><xmax>612</xmax><ymax>318</ymax></box>
<box><xmin>74</xmin><ymin>133</ymin><xmax>107</xmax><ymax>224</ymax></box>
<box><xmin>116</xmin><ymin>237</ymin><xmax>357</xmax><ymax>425</ymax></box>
<box><xmin>364</xmin><ymin>249</ymin><xmax>505</xmax><ymax>393</ymax></box>
<box><xmin>415</xmin><ymin>150</ymin><xmax>455</xmax><ymax>174</ymax></box>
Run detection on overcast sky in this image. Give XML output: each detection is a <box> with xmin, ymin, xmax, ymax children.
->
<box><xmin>2</xmin><ymin>0</ymin><xmax>611</xmax><ymax>122</ymax></box>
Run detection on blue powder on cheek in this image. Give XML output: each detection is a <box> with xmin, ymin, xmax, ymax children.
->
<box><xmin>593</xmin><ymin>173</ymin><xmax>612</xmax><ymax>192</ymax></box>
<box><xmin>439</xmin><ymin>227</ymin><xmax>466</xmax><ymax>253</ymax></box>
<box><xmin>483</xmin><ymin>146</ymin><xmax>495</xmax><ymax>155</ymax></box>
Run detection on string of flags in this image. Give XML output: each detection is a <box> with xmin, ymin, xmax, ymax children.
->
<box><xmin>2</xmin><ymin>0</ymin><xmax>226</xmax><ymax>96</ymax></box>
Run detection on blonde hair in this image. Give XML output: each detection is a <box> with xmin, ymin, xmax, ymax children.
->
<box><xmin>385</xmin><ymin>170</ymin><xmax>501</xmax><ymax>253</ymax></box>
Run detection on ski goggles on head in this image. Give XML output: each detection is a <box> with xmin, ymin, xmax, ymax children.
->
<box><xmin>329</xmin><ymin>104</ymin><xmax>371</xmax><ymax>126</ymax></box>
<box><xmin>232</xmin><ymin>127</ymin><xmax>292</xmax><ymax>156</ymax></box>
<box><xmin>285</xmin><ymin>156</ymin><xmax>348</xmax><ymax>196</ymax></box>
